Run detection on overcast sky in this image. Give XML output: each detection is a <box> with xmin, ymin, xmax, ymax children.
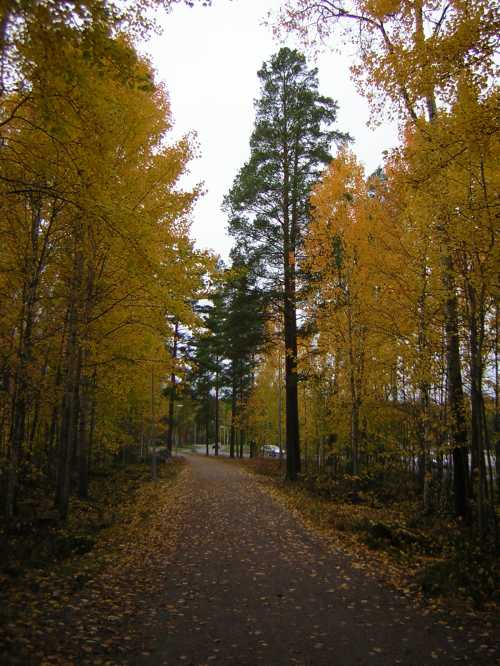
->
<box><xmin>145</xmin><ymin>0</ymin><xmax>400</xmax><ymax>260</ymax></box>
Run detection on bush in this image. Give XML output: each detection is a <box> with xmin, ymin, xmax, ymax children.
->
<box><xmin>418</xmin><ymin>535</ymin><xmax>499</xmax><ymax>606</ymax></box>
<box><xmin>53</xmin><ymin>532</ymin><xmax>96</xmax><ymax>558</ymax></box>
<box><xmin>361</xmin><ymin>519</ymin><xmax>434</xmax><ymax>553</ymax></box>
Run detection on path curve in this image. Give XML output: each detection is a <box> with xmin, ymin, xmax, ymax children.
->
<box><xmin>134</xmin><ymin>454</ymin><xmax>498</xmax><ymax>666</ymax></box>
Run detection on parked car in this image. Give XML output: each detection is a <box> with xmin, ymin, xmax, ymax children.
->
<box><xmin>262</xmin><ymin>444</ymin><xmax>281</xmax><ymax>458</ymax></box>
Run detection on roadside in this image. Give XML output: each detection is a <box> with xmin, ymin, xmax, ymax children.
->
<box><xmin>0</xmin><ymin>458</ymin><xmax>189</xmax><ymax>665</ymax></box>
<box><xmin>233</xmin><ymin>458</ymin><xmax>500</xmax><ymax>617</ymax></box>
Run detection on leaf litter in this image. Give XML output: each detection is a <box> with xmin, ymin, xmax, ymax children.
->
<box><xmin>0</xmin><ymin>460</ymin><xmax>191</xmax><ymax>665</ymax></box>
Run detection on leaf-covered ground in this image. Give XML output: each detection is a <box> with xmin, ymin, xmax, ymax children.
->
<box><xmin>0</xmin><ymin>460</ymin><xmax>189</xmax><ymax>665</ymax></box>
<box><xmin>138</xmin><ymin>455</ymin><xmax>498</xmax><ymax>665</ymax></box>
<box><xmin>1</xmin><ymin>454</ymin><xmax>499</xmax><ymax>665</ymax></box>
<box><xmin>236</xmin><ymin>458</ymin><xmax>500</xmax><ymax>611</ymax></box>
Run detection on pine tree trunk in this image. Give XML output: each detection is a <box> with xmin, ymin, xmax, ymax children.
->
<box><xmin>239</xmin><ymin>429</ymin><xmax>245</xmax><ymax>459</ymax></box>
<box><xmin>283</xmin><ymin>237</ymin><xmax>301</xmax><ymax>480</ymax></box>
<box><xmin>205</xmin><ymin>403</ymin><xmax>210</xmax><ymax>456</ymax></box>
<box><xmin>230</xmin><ymin>373</ymin><xmax>237</xmax><ymax>458</ymax></box>
<box><xmin>214</xmin><ymin>366</ymin><xmax>220</xmax><ymax>456</ymax></box>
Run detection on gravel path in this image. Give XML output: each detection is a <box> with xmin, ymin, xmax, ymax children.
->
<box><xmin>132</xmin><ymin>454</ymin><xmax>499</xmax><ymax>666</ymax></box>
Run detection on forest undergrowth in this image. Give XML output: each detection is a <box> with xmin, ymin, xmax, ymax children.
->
<box><xmin>0</xmin><ymin>459</ymin><xmax>187</xmax><ymax>665</ymax></box>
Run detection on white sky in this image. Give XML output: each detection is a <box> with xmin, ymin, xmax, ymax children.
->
<box><xmin>145</xmin><ymin>0</ymin><xmax>400</xmax><ymax>260</ymax></box>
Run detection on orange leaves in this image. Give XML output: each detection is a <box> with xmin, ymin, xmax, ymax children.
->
<box><xmin>306</xmin><ymin>149</ymin><xmax>377</xmax><ymax>337</ymax></box>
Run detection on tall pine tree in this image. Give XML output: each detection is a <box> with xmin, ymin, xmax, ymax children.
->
<box><xmin>224</xmin><ymin>47</ymin><xmax>348</xmax><ymax>480</ymax></box>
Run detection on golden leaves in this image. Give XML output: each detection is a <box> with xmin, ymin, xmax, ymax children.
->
<box><xmin>0</xmin><ymin>17</ymin><xmax>211</xmax><ymax>472</ymax></box>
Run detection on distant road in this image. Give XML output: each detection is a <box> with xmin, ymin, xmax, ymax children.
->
<box><xmin>184</xmin><ymin>445</ymin><xmax>250</xmax><ymax>458</ymax></box>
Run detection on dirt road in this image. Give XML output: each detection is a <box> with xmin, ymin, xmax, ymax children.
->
<box><xmin>132</xmin><ymin>454</ymin><xmax>498</xmax><ymax>666</ymax></box>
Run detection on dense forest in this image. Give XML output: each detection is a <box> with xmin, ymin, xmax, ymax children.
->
<box><xmin>0</xmin><ymin>0</ymin><xmax>498</xmax><ymax>611</ymax></box>
<box><xmin>0</xmin><ymin>0</ymin><xmax>212</xmax><ymax>522</ymax></box>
